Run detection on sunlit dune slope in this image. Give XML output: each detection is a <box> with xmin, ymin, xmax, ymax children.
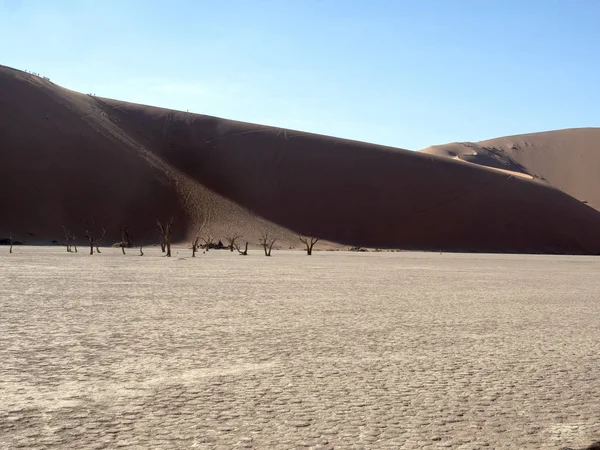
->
<box><xmin>421</xmin><ymin>128</ymin><xmax>600</xmax><ymax>211</ymax></box>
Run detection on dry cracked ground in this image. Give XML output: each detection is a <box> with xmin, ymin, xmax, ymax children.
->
<box><xmin>1</xmin><ymin>247</ymin><xmax>599</xmax><ymax>449</ymax></box>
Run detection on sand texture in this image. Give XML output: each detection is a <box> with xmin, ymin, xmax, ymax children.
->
<box><xmin>1</xmin><ymin>247</ymin><xmax>599</xmax><ymax>449</ymax></box>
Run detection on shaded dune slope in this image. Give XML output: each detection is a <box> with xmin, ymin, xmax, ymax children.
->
<box><xmin>0</xmin><ymin>67</ymin><xmax>188</xmax><ymax>243</ymax></box>
<box><xmin>1</xmin><ymin>65</ymin><xmax>600</xmax><ymax>253</ymax></box>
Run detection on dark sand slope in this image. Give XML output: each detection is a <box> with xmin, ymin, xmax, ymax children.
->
<box><xmin>0</xmin><ymin>67</ymin><xmax>189</xmax><ymax>244</ymax></box>
<box><xmin>0</xmin><ymin>66</ymin><xmax>284</xmax><ymax>246</ymax></box>
<box><xmin>1</xmin><ymin>64</ymin><xmax>600</xmax><ymax>253</ymax></box>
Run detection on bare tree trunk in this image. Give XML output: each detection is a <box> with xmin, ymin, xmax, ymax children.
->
<box><xmin>236</xmin><ymin>241</ymin><xmax>248</xmax><ymax>255</ymax></box>
<box><xmin>73</xmin><ymin>243</ymin><xmax>77</xmax><ymax>253</ymax></box>
<box><xmin>260</xmin><ymin>231</ymin><xmax>276</xmax><ymax>256</ymax></box>
<box><xmin>123</xmin><ymin>228</ymin><xmax>131</xmax><ymax>247</ymax></box>
<box><xmin>157</xmin><ymin>218</ymin><xmax>174</xmax><ymax>258</ymax></box>
<box><xmin>201</xmin><ymin>236</ymin><xmax>214</xmax><ymax>252</ymax></box>
<box><xmin>226</xmin><ymin>233</ymin><xmax>242</xmax><ymax>252</ymax></box>
<box><xmin>139</xmin><ymin>244</ymin><xmax>144</xmax><ymax>256</ymax></box>
<box><xmin>63</xmin><ymin>226</ymin><xmax>71</xmax><ymax>252</ymax></box>
<box><xmin>89</xmin><ymin>241</ymin><xmax>94</xmax><ymax>255</ymax></box>
<box><xmin>262</xmin><ymin>242</ymin><xmax>275</xmax><ymax>256</ymax></box>
<box><xmin>300</xmin><ymin>236</ymin><xmax>319</xmax><ymax>256</ymax></box>
<box><xmin>9</xmin><ymin>235</ymin><xmax>13</xmax><ymax>254</ymax></box>
<box><xmin>192</xmin><ymin>237</ymin><xmax>200</xmax><ymax>257</ymax></box>
<box><xmin>120</xmin><ymin>228</ymin><xmax>130</xmax><ymax>255</ymax></box>
<box><xmin>95</xmin><ymin>227</ymin><xmax>106</xmax><ymax>254</ymax></box>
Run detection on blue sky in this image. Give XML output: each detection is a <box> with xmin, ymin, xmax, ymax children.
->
<box><xmin>1</xmin><ymin>0</ymin><xmax>599</xmax><ymax>150</ymax></box>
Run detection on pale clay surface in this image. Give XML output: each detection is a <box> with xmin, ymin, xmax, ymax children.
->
<box><xmin>1</xmin><ymin>247</ymin><xmax>599</xmax><ymax>450</ymax></box>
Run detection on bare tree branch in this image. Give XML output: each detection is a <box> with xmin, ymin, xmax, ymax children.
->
<box><xmin>201</xmin><ymin>235</ymin><xmax>215</xmax><ymax>251</ymax></box>
<box><xmin>85</xmin><ymin>226</ymin><xmax>105</xmax><ymax>255</ymax></box>
<box><xmin>156</xmin><ymin>217</ymin><xmax>174</xmax><ymax>257</ymax></box>
<box><xmin>299</xmin><ymin>235</ymin><xmax>319</xmax><ymax>256</ymax></box>
<box><xmin>119</xmin><ymin>227</ymin><xmax>132</xmax><ymax>255</ymax></box>
<box><xmin>63</xmin><ymin>226</ymin><xmax>72</xmax><ymax>252</ymax></box>
<box><xmin>191</xmin><ymin>236</ymin><xmax>200</xmax><ymax>257</ymax></box>
<box><xmin>259</xmin><ymin>230</ymin><xmax>276</xmax><ymax>256</ymax></box>
<box><xmin>234</xmin><ymin>241</ymin><xmax>249</xmax><ymax>255</ymax></box>
<box><xmin>225</xmin><ymin>232</ymin><xmax>242</xmax><ymax>252</ymax></box>
<box><xmin>95</xmin><ymin>227</ymin><xmax>106</xmax><ymax>254</ymax></box>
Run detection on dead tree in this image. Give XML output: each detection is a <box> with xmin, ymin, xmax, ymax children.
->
<box><xmin>225</xmin><ymin>232</ymin><xmax>242</xmax><ymax>252</ymax></box>
<box><xmin>139</xmin><ymin>243</ymin><xmax>144</xmax><ymax>256</ymax></box>
<box><xmin>201</xmin><ymin>235</ymin><xmax>215</xmax><ymax>251</ymax></box>
<box><xmin>299</xmin><ymin>236</ymin><xmax>319</xmax><ymax>256</ymax></box>
<box><xmin>156</xmin><ymin>218</ymin><xmax>174</xmax><ymax>257</ymax></box>
<box><xmin>95</xmin><ymin>227</ymin><xmax>106</xmax><ymax>253</ymax></box>
<box><xmin>156</xmin><ymin>223</ymin><xmax>166</xmax><ymax>253</ymax></box>
<box><xmin>259</xmin><ymin>230</ymin><xmax>276</xmax><ymax>256</ymax></box>
<box><xmin>191</xmin><ymin>236</ymin><xmax>200</xmax><ymax>257</ymax></box>
<box><xmin>63</xmin><ymin>226</ymin><xmax>77</xmax><ymax>253</ymax></box>
<box><xmin>85</xmin><ymin>227</ymin><xmax>106</xmax><ymax>255</ymax></box>
<box><xmin>121</xmin><ymin>227</ymin><xmax>132</xmax><ymax>254</ymax></box>
<box><xmin>119</xmin><ymin>228</ymin><xmax>131</xmax><ymax>255</ymax></box>
<box><xmin>63</xmin><ymin>226</ymin><xmax>72</xmax><ymax>252</ymax></box>
<box><xmin>234</xmin><ymin>241</ymin><xmax>249</xmax><ymax>255</ymax></box>
<box><xmin>9</xmin><ymin>234</ymin><xmax>12</xmax><ymax>254</ymax></box>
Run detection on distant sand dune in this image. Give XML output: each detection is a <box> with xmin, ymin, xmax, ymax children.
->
<box><xmin>421</xmin><ymin>128</ymin><xmax>600</xmax><ymax>211</ymax></box>
<box><xmin>1</xmin><ymin>64</ymin><xmax>600</xmax><ymax>254</ymax></box>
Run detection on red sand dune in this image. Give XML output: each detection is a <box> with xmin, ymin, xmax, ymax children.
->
<box><xmin>1</xmin><ymin>64</ymin><xmax>600</xmax><ymax>254</ymax></box>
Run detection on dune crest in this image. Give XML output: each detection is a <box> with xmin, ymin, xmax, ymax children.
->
<box><xmin>421</xmin><ymin>128</ymin><xmax>600</xmax><ymax>211</ymax></box>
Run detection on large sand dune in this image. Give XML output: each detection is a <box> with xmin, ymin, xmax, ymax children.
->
<box><xmin>1</xmin><ymin>64</ymin><xmax>600</xmax><ymax>253</ymax></box>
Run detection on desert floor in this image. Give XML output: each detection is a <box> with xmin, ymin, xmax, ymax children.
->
<box><xmin>1</xmin><ymin>247</ymin><xmax>599</xmax><ymax>449</ymax></box>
